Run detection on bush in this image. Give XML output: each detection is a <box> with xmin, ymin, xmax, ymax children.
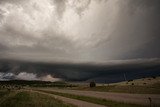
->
<box><xmin>128</xmin><ymin>80</ymin><xmax>133</xmax><ymax>82</ymax></box>
<box><xmin>152</xmin><ymin>76</ymin><xmax>156</xmax><ymax>79</ymax></box>
<box><xmin>90</xmin><ymin>82</ymin><xmax>96</xmax><ymax>88</ymax></box>
<box><xmin>143</xmin><ymin>83</ymin><xmax>146</xmax><ymax>85</ymax></box>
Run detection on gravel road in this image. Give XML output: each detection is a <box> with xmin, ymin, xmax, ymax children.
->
<box><xmin>32</xmin><ymin>90</ymin><xmax>107</xmax><ymax>107</ymax></box>
<box><xmin>40</xmin><ymin>88</ymin><xmax>160</xmax><ymax>106</ymax></box>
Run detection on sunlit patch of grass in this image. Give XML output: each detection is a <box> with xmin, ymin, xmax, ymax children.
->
<box><xmin>0</xmin><ymin>91</ymin><xmax>76</xmax><ymax>107</ymax></box>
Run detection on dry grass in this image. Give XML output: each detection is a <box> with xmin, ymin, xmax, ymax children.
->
<box><xmin>71</xmin><ymin>77</ymin><xmax>160</xmax><ymax>94</ymax></box>
<box><xmin>0</xmin><ymin>90</ymin><xmax>76</xmax><ymax>107</ymax></box>
<box><xmin>36</xmin><ymin>89</ymin><xmax>149</xmax><ymax>107</ymax></box>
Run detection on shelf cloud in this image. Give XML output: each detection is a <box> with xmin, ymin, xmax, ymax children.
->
<box><xmin>0</xmin><ymin>0</ymin><xmax>160</xmax><ymax>82</ymax></box>
<box><xmin>0</xmin><ymin>58</ymin><xmax>160</xmax><ymax>82</ymax></box>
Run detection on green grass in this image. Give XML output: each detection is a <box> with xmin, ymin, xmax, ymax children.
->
<box><xmin>70</xmin><ymin>77</ymin><xmax>160</xmax><ymax>94</ymax></box>
<box><xmin>0</xmin><ymin>90</ymin><xmax>10</xmax><ymax>99</ymax></box>
<box><xmin>37</xmin><ymin>89</ymin><xmax>150</xmax><ymax>107</ymax></box>
<box><xmin>0</xmin><ymin>90</ymin><xmax>76</xmax><ymax>107</ymax></box>
<box><xmin>108</xmin><ymin>85</ymin><xmax>160</xmax><ymax>94</ymax></box>
<box><xmin>73</xmin><ymin>85</ymin><xmax>116</xmax><ymax>92</ymax></box>
<box><xmin>72</xmin><ymin>83</ymin><xmax>160</xmax><ymax>94</ymax></box>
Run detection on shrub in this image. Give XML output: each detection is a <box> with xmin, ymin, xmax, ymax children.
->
<box><xmin>128</xmin><ymin>80</ymin><xmax>133</xmax><ymax>82</ymax></box>
<box><xmin>152</xmin><ymin>76</ymin><xmax>156</xmax><ymax>79</ymax></box>
<box><xmin>90</xmin><ymin>81</ymin><xmax>96</xmax><ymax>87</ymax></box>
<box><xmin>143</xmin><ymin>83</ymin><xmax>146</xmax><ymax>85</ymax></box>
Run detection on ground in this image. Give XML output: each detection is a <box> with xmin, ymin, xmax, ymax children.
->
<box><xmin>0</xmin><ymin>76</ymin><xmax>160</xmax><ymax>107</ymax></box>
<box><xmin>70</xmin><ymin>76</ymin><xmax>160</xmax><ymax>94</ymax></box>
<box><xmin>0</xmin><ymin>90</ymin><xmax>75</xmax><ymax>107</ymax></box>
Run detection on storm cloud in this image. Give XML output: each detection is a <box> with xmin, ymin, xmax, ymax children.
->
<box><xmin>0</xmin><ymin>0</ymin><xmax>159</xmax><ymax>62</ymax></box>
<box><xmin>0</xmin><ymin>58</ymin><xmax>160</xmax><ymax>82</ymax></box>
<box><xmin>0</xmin><ymin>0</ymin><xmax>160</xmax><ymax>82</ymax></box>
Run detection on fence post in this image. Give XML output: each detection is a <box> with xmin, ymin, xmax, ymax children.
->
<box><xmin>148</xmin><ymin>97</ymin><xmax>152</xmax><ymax>107</ymax></box>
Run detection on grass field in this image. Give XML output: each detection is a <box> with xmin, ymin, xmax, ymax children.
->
<box><xmin>0</xmin><ymin>76</ymin><xmax>159</xmax><ymax>107</ymax></box>
<box><xmin>0</xmin><ymin>90</ymin><xmax>10</xmax><ymax>99</ymax></box>
<box><xmin>72</xmin><ymin>84</ymin><xmax>160</xmax><ymax>94</ymax></box>
<box><xmin>71</xmin><ymin>77</ymin><xmax>160</xmax><ymax>94</ymax></box>
<box><xmin>36</xmin><ymin>89</ymin><xmax>150</xmax><ymax>107</ymax></box>
<box><xmin>0</xmin><ymin>90</ymin><xmax>76</xmax><ymax>107</ymax></box>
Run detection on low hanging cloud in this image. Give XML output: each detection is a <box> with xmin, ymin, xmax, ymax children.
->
<box><xmin>0</xmin><ymin>72</ymin><xmax>61</xmax><ymax>82</ymax></box>
<box><xmin>40</xmin><ymin>74</ymin><xmax>61</xmax><ymax>82</ymax></box>
<box><xmin>0</xmin><ymin>58</ymin><xmax>160</xmax><ymax>82</ymax></box>
<box><xmin>16</xmin><ymin>72</ymin><xmax>38</xmax><ymax>80</ymax></box>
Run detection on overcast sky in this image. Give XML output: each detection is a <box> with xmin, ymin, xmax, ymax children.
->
<box><xmin>0</xmin><ymin>0</ymin><xmax>160</xmax><ymax>62</ymax></box>
<box><xmin>0</xmin><ymin>0</ymin><xmax>160</xmax><ymax>82</ymax></box>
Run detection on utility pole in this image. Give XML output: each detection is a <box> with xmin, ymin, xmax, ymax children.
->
<box><xmin>123</xmin><ymin>73</ymin><xmax>127</xmax><ymax>81</ymax></box>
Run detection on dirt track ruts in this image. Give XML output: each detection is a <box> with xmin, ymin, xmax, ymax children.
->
<box><xmin>40</xmin><ymin>88</ymin><xmax>160</xmax><ymax>105</ymax></box>
<box><xmin>31</xmin><ymin>90</ymin><xmax>107</xmax><ymax>107</ymax></box>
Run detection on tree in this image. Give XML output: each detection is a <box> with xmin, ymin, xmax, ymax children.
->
<box><xmin>90</xmin><ymin>81</ymin><xmax>96</xmax><ymax>87</ymax></box>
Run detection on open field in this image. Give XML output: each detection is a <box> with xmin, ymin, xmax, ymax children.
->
<box><xmin>71</xmin><ymin>83</ymin><xmax>160</xmax><ymax>94</ymax></box>
<box><xmin>35</xmin><ymin>89</ymin><xmax>151</xmax><ymax>107</ymax></box>
<box><xmin>33</xmin><ymin>90</ymin><xmax>106</xmax><ymax>107</ymax></box>
<box><xmin>70</xmin><ymin>76</ymin><xmax>160</xmax><ymax>94</ymax></box>
<box><xmin>0</xmin><ymin>90</ymin><xmax>10</xmax><ymax>99</ymax></box>
<box><xmin>0</xmin><ymin>76</ymin><xmax>160</xmax><ymax>107</ymax></box>
<box><xmin>0</xmin><ymin>90</ymin><xmax>76</xmax><ymax>107</ymax></box>
<box><xmin>35</xmin><ymin>88</ymin><xmax>160</xmax><ymax>106</ymax></box>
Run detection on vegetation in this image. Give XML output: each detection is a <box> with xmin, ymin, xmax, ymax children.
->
<box><xmin>0</xmin><ymin>90</ymin><xmax>76</xmax><ymax>107</ymax></box>
<box><xmin>0</xmin><ymin>80</ymin><xmax>77</xmax><ymax>88</ymax></box>
<box><xmin>72</xmin><ymin>77</ymin><xmax>160</xmax><ymax>94</ymax></box>
<box><xmin>36</xmin><ymin>89</ymin><xmax>150</xmax><ymax>107</ymax></box>
<box><xmin>72</xmin><ymin>83</ymin><xmax>160</xmax><ymax>94</ymax></box>
<box><xmin>0</xmin><ymin>90</ymin><xmax>10</xmax><ymax>99</ymax></box>
<box><xmin>90</xmin><ymin>81</ymin><xmax>96</xmax><ymax>87</ymax></box>
<box><xmin>0</xmin><ymin>76</ymin><xmax>159</xmax><ymax>107</ymax></box>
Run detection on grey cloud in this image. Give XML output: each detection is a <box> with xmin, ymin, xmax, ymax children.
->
<box><xmin>52</xmin><ymin>0</ymin><xmax>67</xmax><ymax>18</ymax></box>
<box><xmin>0</xmin><ymin>0</ymin><xmax>27</xmax><ymax>6</ymax></box>
<box><xmin>72</xmin><ymin>0</ymin><xmax>91</xmax><ymax>16</ymax></box>
<box><xmin>126</xmin><ymin>0</ymin><xmax>160</xmax><ymax>13</ymax></box>
<box><xmin>89</xmin><ymin>0</ymin><xmax>160</xmax><ymax>61</ymax></box>
<box><xmin>0</xmin><ymin>72</ymin><xmax>15</xmax><ymax>80</ymax></box>
<box><xmin>0</xmin><ymin>43</ymin><xmax>8</xmax><ymax>51</ymax></box>
<box><xmin>0</xmin><ymin>9</ymin><xmax>5</xmax><ymax>19</ymax></box>
<box><xmin>51</xmin><ymin>0</ymin><xmax>92</xmax><ymax>18</ymax></box>
<box><xmin>0</xmin><ymin>43</ymin><xmax>9</xmax><ymax>59</ymax></box>
<box><xmin>0</xmin><ymin>0</ymin><xmax>160</xmax><ymax>64</ymax></box>
<box><xmin>0</xmin><ymin>72</ymin><xmax>61</xmax><ymax>81</ymax></box>
<box><xmin>0</xmin><ymin>58</ymin><xmax>160</xmax><ymax>82</ymax></box>
<box><xmin>0</xmin><ymin>0</ymin><xmax>21</xmax><ymax>4</ymax></box>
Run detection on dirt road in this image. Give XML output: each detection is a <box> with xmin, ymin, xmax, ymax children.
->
<box><xmin>32</xmin><ymin>90</ymin><xmax>107</xmax><ymax>107</ymax></box>
<box><xmin>39</xmin><ymin>88</ymin><xmax>160</xmax><ymax>105</ymax></box>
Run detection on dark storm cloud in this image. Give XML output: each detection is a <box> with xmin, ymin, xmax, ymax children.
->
<box><xmin>0</xmin><ymin>43</ymin><xmax>9</xmax><ymax>59</ymax></box>
<box><xmin>0</xmin><ymin>43</ymin><xmax>8</xmax><ymax>51</ymax></box>
<box><xmin>0</xmin><ymin>0</ymin><xmax>160</xmax><ymax>82</ymax></box>
<box><xmin>0</xmin><ymin>58</ymin><xmax>160</xmax><ymax>82</ymax></box>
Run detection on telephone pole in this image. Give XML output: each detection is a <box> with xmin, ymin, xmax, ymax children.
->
<box><xmin>123</xmin><ymin>73</ymin><xmax>127</xmax><ymax>81</ymax></box>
